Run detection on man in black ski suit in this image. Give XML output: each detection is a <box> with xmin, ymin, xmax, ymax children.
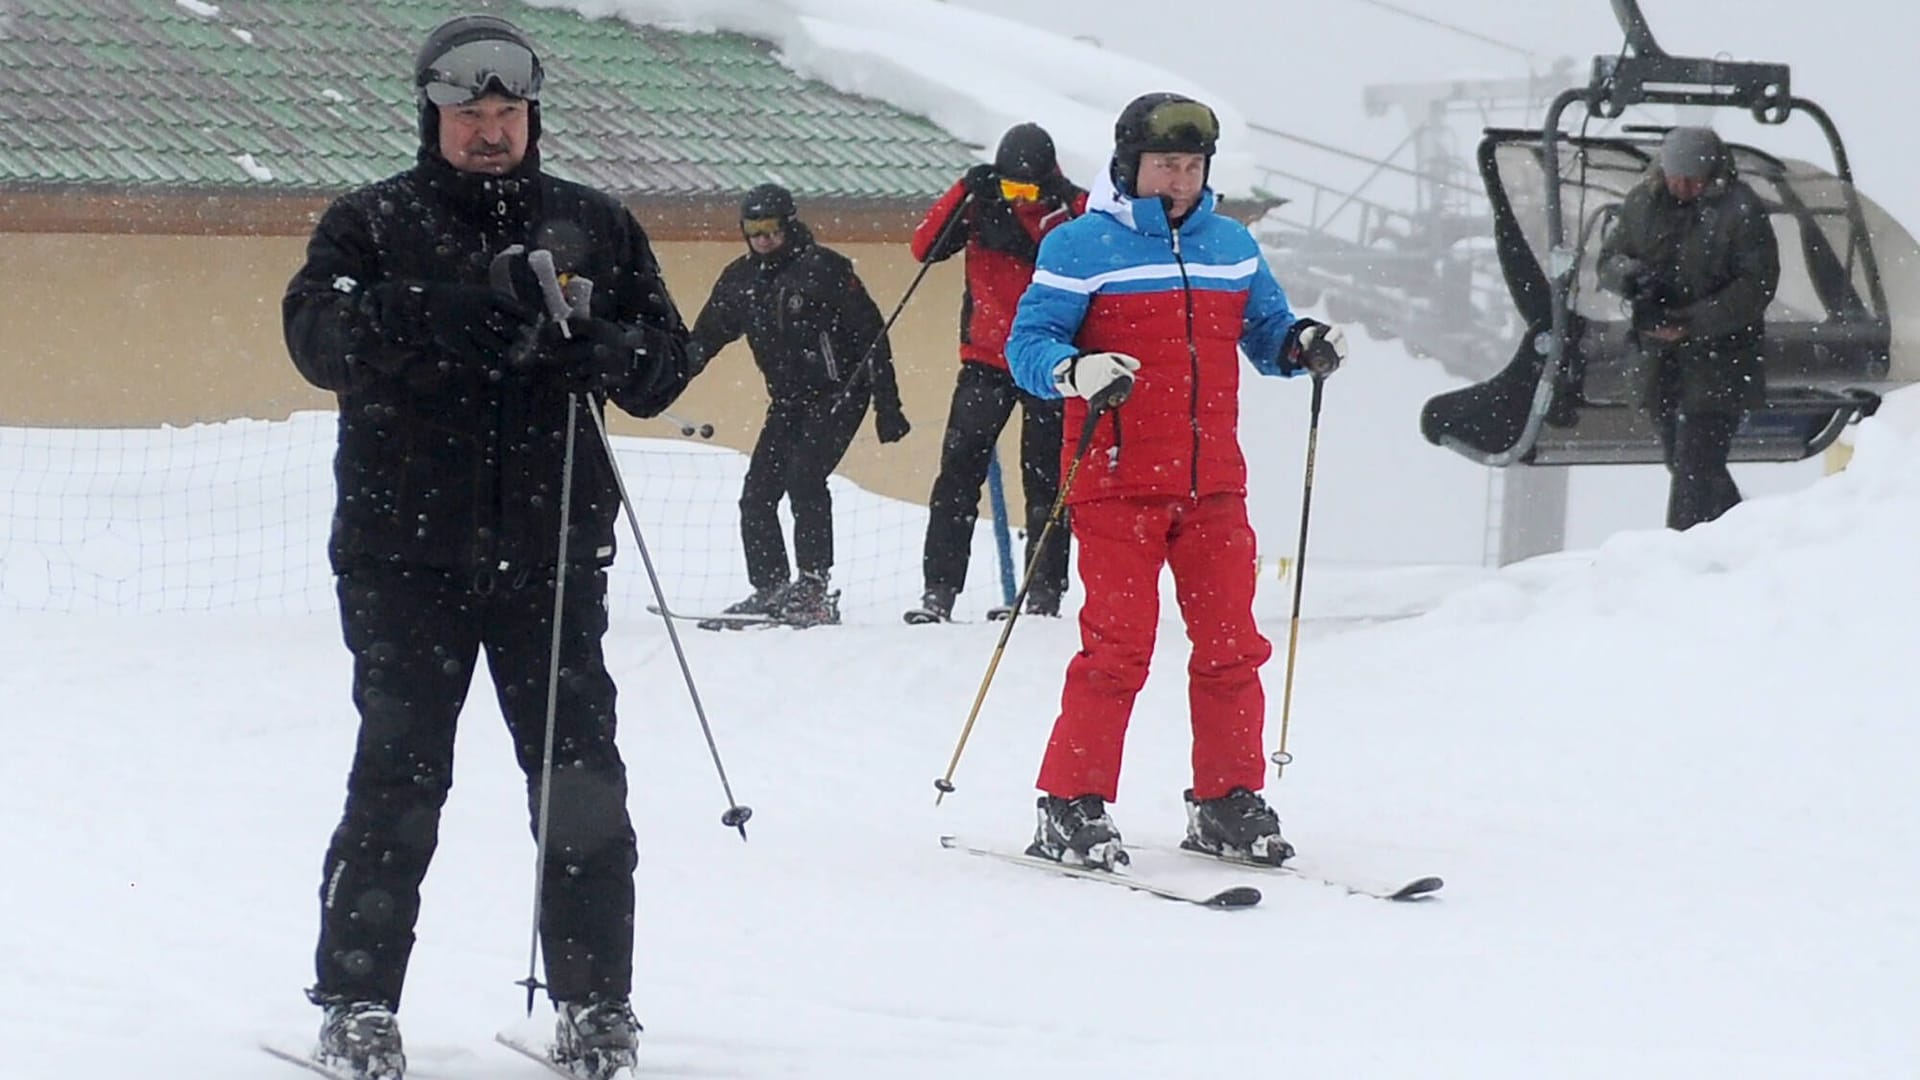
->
<box><xmin>686</xmin><ymin>183</ymin><xmax>911</xmax><ymax>627</ymax></box>
<box><xmin>904</xmin><ymin>123</ymin><xmax>1086</xmax><ymax>624</ymax></box>
<box><xmin>1598</xmin><ymin>126</ymin><xmax>1779</xmax><ymax>530</ymax></box>
<box><xmin>282</xmin><ymin>15</ymin><xmax>689</xmax><ymax>1079</ymax></box>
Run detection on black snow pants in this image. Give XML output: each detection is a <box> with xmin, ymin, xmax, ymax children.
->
<box><xmin>1651</xmin><ymin>371</ymin><xmax>1743</xmax><ymax>531</ymax></box>
<box><xmin>740</xmin><ymin>388</ymin><xmax>867</xmax><ymax>590</ymax></box>
<box><xmin>314</xmin><ymin>560</ymin><xmax>635</xmax><ymax>1009</ymax></box>
<box><xmin>921</xmin><ymin>361</ymin><xmax>1067</xmax><ymax>605</ymax></box>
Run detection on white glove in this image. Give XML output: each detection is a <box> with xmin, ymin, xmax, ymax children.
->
<box><xmin>1052</xmin><ymin>351</ymin><xmax>1141</xmax><ymax>400</ymax></box>
<box><xmin>1291</xmin><ymin>321</ymin><xmax>1347</xmax><ymax>376</ymax></box>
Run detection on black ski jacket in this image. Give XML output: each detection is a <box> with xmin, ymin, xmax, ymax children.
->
<box><xmin>284</xmin><ymin>151</ymin><xmax>693</xmax><ymax>575</ymax></box>
<box><xmin>1597</xmin><ymin>152</ymin><xmax>1779</xmax><ymax>412</ymax></box>
<box><xmin>687</xmin><ymin>221</ymin><xmax>905</xmax><ymax>422</ymax></box>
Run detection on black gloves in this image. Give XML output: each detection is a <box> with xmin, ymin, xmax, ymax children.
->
<box><xmin>372</xmin><ymin>281</ymin><xmax>533</xmax><ymax>373</ymax></box>
<box><xmin>876</xmin><ymin>405</ymin><xmax>911</xmax><ymax>444</ymax></box>
<box><xmin>539</xmin><ymin>315</ymin><xmax>626</xmax><ymax>391</ymax></box>
<box><xmin>962</xmin><ymin>163</ymin><xmax>998</xmax><ymax>200</ymax></box>
<box><xmin>539</xmin><ymin>315</ymin><xmax>679</xmax><ymax>396</ymax></box>
<box><xmin>1282</xmin><ymin>319</ymin><xmax>1347</xmax><ymax>376</ymax></box>
<box><xmin>1038</xmin><ymin>172</ymin><xmax>1076</xmax><ymax>206</ymax></box>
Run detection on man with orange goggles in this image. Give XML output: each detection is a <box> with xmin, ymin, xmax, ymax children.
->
<box><xmin>903</xmin><ymin>123</ymin><xmax>1088</xmax><ymax>625</ymax></box>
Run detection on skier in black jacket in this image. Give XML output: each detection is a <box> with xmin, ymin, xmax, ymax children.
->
<box><xmin>1597</xmin><ymin>126</ymin><xmax>1779</xmax><ymax>530</ymax></box>
<box><xmin>281</xmin><ymin>15</ymin><xmax>688</xmax><ymax>1079</ymax></box>
<box><xmin>686</xmin><ymin>183</ymin><xmax>911</xmax><ymax>627</ymax></box>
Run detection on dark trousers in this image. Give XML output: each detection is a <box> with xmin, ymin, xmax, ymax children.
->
<box><xmin>922</xmin><ymin>362</ymin><xmax>1068</xmax><ymax>602</ymax></box>
<box><xmin>314</xmin><ymin>561</ymin><xmax>635</xmax><ymax>1009</ymax></box>
<box><xmin>1654</xmin><ymin>403</ymin><xmax>1743</xmax><ymax>530</ymax></box>
<box><xmin>740</xmin><ymin>391</ymin><xmax>866</xmax><ymax>589</ymax></box>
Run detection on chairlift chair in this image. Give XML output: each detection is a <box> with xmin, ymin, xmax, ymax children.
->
<box><xmin>1421</xmin><ymin>0</ymin><xmax>1920</xmax><ymax>467</ymax></box>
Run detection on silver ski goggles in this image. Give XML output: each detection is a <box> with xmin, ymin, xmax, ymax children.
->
<box><xmin>1140</xmin><ymin>99</ymin><xmax>1219</xmax><ymax>153</ymax></box>
<box><xmin>419</xmin><ymin>38</ymin><xmax>544</xmax><ymax>106</ymax></box>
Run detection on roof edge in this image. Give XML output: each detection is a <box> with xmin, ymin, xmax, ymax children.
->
<box><xmin>0</xmin><ymin>187</ymin><xmax>931</xmax><ymax>243</ymax></box>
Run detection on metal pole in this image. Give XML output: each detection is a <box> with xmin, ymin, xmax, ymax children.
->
<box><xmin>934</xmin><ymin>386</ymin><xmax>1126</xmax><ymax>804</ymax></box>
<box><xmin>1271</xmin><ymin>374</ymin><xmax>1326</xmax><ymax>780</ymax></box>
<box><xmin>516</xmin><ymin>391</ymin><xmax>580</xmax><ymax>1015</ymax></box>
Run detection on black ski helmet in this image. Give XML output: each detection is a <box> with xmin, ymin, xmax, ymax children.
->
<box><xmin>740</xmin><ymin>182</ymin><xmax>797</xmax><ymax>223</ymax></box>
<box><xmin>994</xmin><ymin>122</ymin><xmax>1057</xmax><ymax>182</ymax></box>
<box><xmin>1112</xmin><ymin>92</ymin><xmax>1219</xmax><ymax>197</ymax></box>
<box><xmin>412</xmin><ymin>14</ymin><xmax>544</xmax><ymax>150</ymax></box>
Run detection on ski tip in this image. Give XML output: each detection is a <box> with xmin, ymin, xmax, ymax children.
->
<box><xmin>1390</xmin><ymin>876</ymin><xmax>1445</xmax><ymax>901</ymax></box>
<box><xmin>1207</xmin><ymin>885</ymin><xmax>1264</xmax><ymax>908</ymax></box>
<box><xmin>938</xmin><ymin>834</ymin><xmax>961</xmax><ymax>849</ymax></box>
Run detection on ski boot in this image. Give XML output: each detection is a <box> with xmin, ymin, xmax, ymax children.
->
<box><xmin>1026</xmin><ymin>794</ymin><xmax>1128</xmax><ymax>869</ymax></box>
<box><xmin>1182</xmin><ymin>787</ymin><xmax>1295</xmax><ymax>865</ymax></box>
<box><xmin>697</xmin><ymin>584</ymin><xmax>784</xmax><ymax>631</ymax></box>
<box><xmin>314</xmin><ymin>999</ymin><xmax>405</xmax><ymax>1080</ymax></box>
<box><xmin>988</xmin><ymin>590</ymin><xmax>1062</xmax><ymax>621</ymax></box>
<box><xmin>903</xmin><ymin>587</ymin><xmax>956</xmax><ymax>625</ymax></box>
<box><xmin>553</xmin><ymin>997</ymin><xmax>641</xmax><ymax>1079</ymax></box>
<box><xmin>776</xmin><ymin>570</ymin><xmax>840</xmax><ymax>628</ymax></box>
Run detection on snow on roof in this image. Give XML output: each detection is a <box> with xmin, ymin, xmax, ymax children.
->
<box><xmin>527</xmin><ymin>0</ymin><xmax>1260</xmax><ymax>195</ymax></box>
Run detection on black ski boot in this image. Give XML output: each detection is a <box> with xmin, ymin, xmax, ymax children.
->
<box><xmin>903</xmin><ymin>587</ymin><xmax>957</xmax><ymax>625</ymax></box>
<box><xmin>1182</xmin><ymin>787</ymin><xmax>1294</xmax><ymax>865</ymax></box>
<box><xmin>776</xmin><ymin>570</ymin><xmax>840</xmax><ymax>628</ymax></box>
<box><xmin>697</xmin><ymin>584</ymin><xmax>785</xmax><ymax>630</ymax></box>
<box><xmin>314</xmin><ymin>999</ymin><xmax>405</xmax><ymax>1080</ymax></box>
<box><xmin>553</xmin><ymin>997</ymin><xmax>641</xmax><ymax>1079</ymax></box>
<box><xmin>989</xmin><ymin>591</ymin><xmax>1062</xmax><ymax>620</ymax></box>
<box><xmin>1026</xmin><ymin>794</ymin><xmax>1128</xmax><ymax>869</ymax></box>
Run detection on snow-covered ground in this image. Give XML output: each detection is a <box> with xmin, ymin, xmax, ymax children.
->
<box><xmin>6</xmin><ymin>401</ymin><xmax>1920</xmax><ymax>1078</ymax></box>
<box><xmin>7</xmin><ymin>2</ymin><xmax>1919</xmax><ymax>1077</ymax></box>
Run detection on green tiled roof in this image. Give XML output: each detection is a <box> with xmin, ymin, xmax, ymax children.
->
<box><xmin>0</xmin><ymin>0</ymin><xmax>977</xmax><ymax>201</ymax></box>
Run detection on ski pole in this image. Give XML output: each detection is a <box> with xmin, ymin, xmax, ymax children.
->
<box><xmin>586</xmin><ymin>401</ymin><xmax>753</xmax><ymax>840</ymax></box>
<box><xmin>934</xmin><ymin>381</ymin><xmax>1129</xmax><ymax>805</ymax></box>
<box><xmin>831</xmin><ymin>192</ymin><xmax>975</xmax><ymax>414</ymax></box>
<box><xmin>659</xmin><ymin>409</ymin><xmax>715</xmax><ymax>439</ymax></box>
<box><xmin>1270</xmin><ymin>372</ymin><xmax>1327</xmax><ymax>780</ymax></box>
<box><xmin>537</xmin><ymin>251</ymin><xmax>752</xmax><ymax>834</ymax></box>
<box><xmin>516</xmin><ymin>390</ymin><xmax>581</xmax><ymax>1016</ymax></box>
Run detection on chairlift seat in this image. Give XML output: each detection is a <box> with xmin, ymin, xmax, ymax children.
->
<box><xmin>1423</xmin><ymin>127</ymin><xmax>1919</xmax><ymax>467</ymax></box>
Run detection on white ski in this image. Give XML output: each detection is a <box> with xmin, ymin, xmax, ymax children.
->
<box><xmin>643</xmin><ymin>603</ymin><xmax>783</xmax><ymax>628</ymax></box>
<box><xmin>262</xmin><ymin>1043</ymin><xmax>363</xmax><ymax>1080</ymax></box>
<box><xmin>495</xmin><ymin>1031</ymin><xmax>637</xmax><ymax>1079</ymax></box>
<box><xmin>260</xmin><ymin>1041</ymin><xmax>423</xmax><ymax>1080</ymax></box>
<box><xmin>939</xmin><ymin>835</ymin><xmax>1261</xmax><ymax>908</ymax></box>
<box><xmin>1139</xmin><ymin>841</ymin><xmax>1444</xmax><ymax>901</ymax></box>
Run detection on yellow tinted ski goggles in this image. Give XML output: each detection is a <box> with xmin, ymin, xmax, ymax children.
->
<box><xmin>998</xmin><ymin>178</ymin><xmax>1042</xmax><ymax>202</ymax></box>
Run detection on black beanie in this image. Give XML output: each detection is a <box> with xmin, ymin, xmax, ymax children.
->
<box><xmin>994</xmin><ymin>123</ymin><xmax>1057</xmax><ymax>182</ymax></box>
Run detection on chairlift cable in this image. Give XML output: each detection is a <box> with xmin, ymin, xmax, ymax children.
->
<box><xmin>1348</xmin><ymin>0</ymin><xmax>1546</xmax><ymax>62</ymax></box>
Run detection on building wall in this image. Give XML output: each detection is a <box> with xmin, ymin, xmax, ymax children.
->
<box><xmin>0</xmin><ymin>232</ymin><xmax>1032</xmax><ymax>511</ymax></box>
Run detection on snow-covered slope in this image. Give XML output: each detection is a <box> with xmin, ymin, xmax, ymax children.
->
<box><xmin>6</xmin><ymin>409</ymin><xmax>1918</xmax><ymax>1078</ymax></box>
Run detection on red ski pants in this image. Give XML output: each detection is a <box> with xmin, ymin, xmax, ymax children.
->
<box><xmin>1037</xmin><ymin>492</ymin><xmax>1273</xmax><ymax>802</ymax></box>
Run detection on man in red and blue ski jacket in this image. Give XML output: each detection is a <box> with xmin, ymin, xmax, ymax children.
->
<box><xmin>1006</xmin><ymin>92</ymin><xmax>1348</xmax><ymax>871</ymax></box>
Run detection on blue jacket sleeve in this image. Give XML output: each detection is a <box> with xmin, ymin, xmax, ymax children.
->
<box><xmin>1006</xmin><ymin>228</ymin><xmax>1092</xmax><ymax>399</ymax></box>
<box><xmin>1242</xmin><ymin>248</ymin><xmax>1300</xmax><ymax>378</ymax></box>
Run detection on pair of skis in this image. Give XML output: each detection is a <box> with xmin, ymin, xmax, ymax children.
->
<box><xmin>938</xmin><ymin>835</ymin><xmax>1443</xmax><ymax>907</ymax></box>
<box><xmin>263</xmin><ymin>1032</ymin><xmax>630</xmax><ymax>1079</ymax></box>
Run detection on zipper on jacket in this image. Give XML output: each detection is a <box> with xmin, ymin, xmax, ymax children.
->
<box><xmin>1170</xmin><ymin>227</ymin><xmax>1202</xmax><ymax>497</ymax></box>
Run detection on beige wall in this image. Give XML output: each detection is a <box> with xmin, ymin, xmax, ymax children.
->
<box><xmin>0</xmin><ymin>231</ymin><xmax>1031</xmax><ymax>511</ymax></box>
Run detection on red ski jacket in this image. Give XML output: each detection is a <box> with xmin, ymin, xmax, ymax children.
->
<box><xmin>911</xmin><ymin>176</ymin><xmax>1087</xmax><ymax>370</ymax></box>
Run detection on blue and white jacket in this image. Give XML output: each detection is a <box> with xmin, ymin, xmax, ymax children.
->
<box><xmin>1007</xmin><ymin>167</ymin><xmax>1303</xmax><ymax>502</ymax></box>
